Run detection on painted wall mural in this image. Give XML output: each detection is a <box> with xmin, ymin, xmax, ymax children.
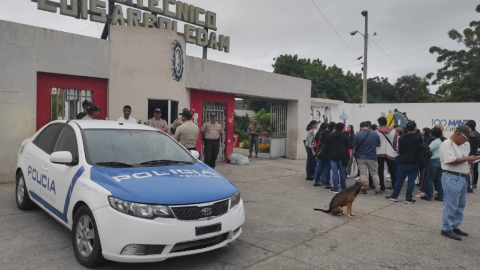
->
<box><xmin>311</xmin><ymin>106</ymin><xmax>332</xmax><ymax>124</ymax></box>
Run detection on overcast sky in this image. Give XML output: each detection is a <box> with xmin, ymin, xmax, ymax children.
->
<box><xmin>1</xmin><ymin>0</ymin><xmax>478</xmax><ymax>93</ymax></box>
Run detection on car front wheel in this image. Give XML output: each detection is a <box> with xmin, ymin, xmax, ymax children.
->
<box><xmin>16</xmin><ymin>172</ymin><xmax>34</xmax><ymax>210</ymax></box>
<box><xmin>72</xmin><ymin>205</ymin><xmax>106</xmax><ymax>267</ymax></box>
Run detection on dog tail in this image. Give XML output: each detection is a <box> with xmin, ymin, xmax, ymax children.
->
<box><xmin>314</xmin><ymin>208</ymin><xmax>330</xmax><ymax>213</ymax></box>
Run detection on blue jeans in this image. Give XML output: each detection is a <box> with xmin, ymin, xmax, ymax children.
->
<box><xmin>392</xmin><ymin>164</ymin><xmax>418</xmax><ymax>200</ymax></box>
<box><xmin>426</xmin><ymin>159</ymin><xmax>444</xmax><ymax>199</ymax></box>
<box><xmin>305</xmin><ymin>147</ymin><xmax>316</xmax><ymax>178</ymax></box>
<box><xmin>321</xmin><ymin>158</ymin><xmax>331</xmax><ymax>185</ymax></box>
<box><xmin>442</xmin><ymin>172</ymin><xmax>467</xmax><ymax>232</ymax></box>
<box><xmin>314</xmin><ymin>159</ymin><xmax>327</xmax><ymax>184</ymax></box>
<box><xmin>331</xmin><ymin>160</ymin><xmax>346</xmax><ymax>191</ymax></box>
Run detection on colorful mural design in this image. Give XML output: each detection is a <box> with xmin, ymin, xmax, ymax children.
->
<box><xmin>382</xmin><ymin>109</ymin><xmax>410</xmax><ymax>127</ymax></box>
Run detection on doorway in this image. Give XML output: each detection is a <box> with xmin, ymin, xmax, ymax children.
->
<box><xmin>147</xmin><ymin>99</ymin><xmax>179</xmax><ymax>126</ymax></box>
<box><xmin>202</xmin><ymin>102</ymin><xmax>226</xmax><ymax>162</ymax></box>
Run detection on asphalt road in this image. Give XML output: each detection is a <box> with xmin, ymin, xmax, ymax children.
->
<box><xmin>1</xmin><ymin>155</ymin><xmax>480</xmax><ymax>270</ymax></box>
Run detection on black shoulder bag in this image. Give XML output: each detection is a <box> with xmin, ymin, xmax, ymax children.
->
<box><xmin>381</xmin><ymin>132</ymin><xmax>399</xmax><ymax>155</ymax></box>
<box><xmin>355</xmin><ymin>130</ymin><xmax>371</xmax><ymax>157</ymax></box>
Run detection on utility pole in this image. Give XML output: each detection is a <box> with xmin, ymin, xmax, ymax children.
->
<box><xmin>361</xmin><ymin>10</ymin><xmax>368</xmax><ymax>104</ymax></box>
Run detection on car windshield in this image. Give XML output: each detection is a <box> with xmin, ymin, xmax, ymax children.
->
<box><xmin>83</xmin><ymin>129</ymin><xmax>196</xmax><ymax>167</ymax></box>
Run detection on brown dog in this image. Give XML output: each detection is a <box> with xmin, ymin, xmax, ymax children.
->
<box><xmin>314</xmin><ymin>180</ymin><xmax>369</xmax><ymax>218</ymax></box>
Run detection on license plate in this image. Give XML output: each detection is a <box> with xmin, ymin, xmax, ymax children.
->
<box><xmin>195</xmin><ymin>223</ymin><xmax>221</xmax><ymax>236</ymax></box>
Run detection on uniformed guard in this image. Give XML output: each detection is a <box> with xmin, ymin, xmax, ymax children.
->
<box><xmin>82</xmin><ymin>104</ymin><xmax>102</xmax><ymax>120</ymax></box>
<box><xmin>201</xmin><ymin>113</ymin><xmax>223</xmax><ymax>169</ymax></box>
<box><xmin>248</xmin><ymin>119</ymin><xmax>261</xmax><ymax>158</ymax></box>
<box><xmin>170</xmin><ymin>109</ymin><xmax>186</xmax><ymax>135</ymax></box>
<box><xmin>174</xmin><ymin>109</ymin><xmax>200</xmax><ymax>151</ymax></box>
<box><xmin>147</xmin><ymin>108</ymin><xmax>169</xmax><ymax>132</ymax></box>
<box><xmin>76</xmin><ymin>100</ymin><xmax>92</xmax><ymax>119</ymax></box>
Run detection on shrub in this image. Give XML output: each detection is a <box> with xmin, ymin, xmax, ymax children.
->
<box><xmin>241</xmin><ymin>140</ymin><xmax>250</xmax><ymax>149</ymax></box>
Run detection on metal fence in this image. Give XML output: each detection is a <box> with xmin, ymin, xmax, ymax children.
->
<box><xmin>270</xmin><ymin>102</ymin><xmax>288</xmax><ymax>138</ymax></box>
<box><xmin>50</xmin><ymin>88</ymin><xmax>93</xmax><ymax>121</ymax></box>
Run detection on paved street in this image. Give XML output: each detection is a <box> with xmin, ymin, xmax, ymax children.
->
<box><xmin>1</xmin><ymin>156</ymin><xmax>480</xmax><ymax>270</ymax></box>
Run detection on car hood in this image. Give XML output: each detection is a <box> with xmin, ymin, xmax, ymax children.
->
<box><xmin>89</xmin><ymin>162</ymin><xmax>237</xmax><ymax>205</ymax></box>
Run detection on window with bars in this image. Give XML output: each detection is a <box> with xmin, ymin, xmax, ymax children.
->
<box><xmin>50</xmin><ymin>88</ymin><xmax>93</xmax><ymax>121</ymax></box>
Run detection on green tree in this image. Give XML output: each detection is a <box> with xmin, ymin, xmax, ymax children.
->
<box><xmin>394</xmin><ymin>74</ymin><xmax>433</xmax><ymax>103</ymax></box>
<box><xmin>254</xmin><ymin>109</ymin><xmax>270</xmax><ymax>134</ymax></box>
<box><xmin>243</xmin><ymin>99</ymin><xmax>271</xmax><ymax>112</ymax></box>
<box><xmin>272</xmin><ymin>54</ymin><xmax>400</xmax><ymax>103</ymax></box>
<box><xmin>427</xmin><ymin>4</ymin><xmax>480</xmax><ymax>101</ymax></box>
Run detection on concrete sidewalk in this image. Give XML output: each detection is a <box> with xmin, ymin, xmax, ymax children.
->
<box><xmin>1</xmin><ymin>158</ymin><xmax>479</xmax><ymax>269</ymax></box>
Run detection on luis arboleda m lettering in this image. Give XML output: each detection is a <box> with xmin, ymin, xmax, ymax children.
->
<box><xmin>34</xmin><ymin>0</ymin><xmax>230</xmax><ymax>53</ymax></box>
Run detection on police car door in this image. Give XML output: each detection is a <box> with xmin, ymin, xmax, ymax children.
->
<box><xmin>25</xmin><ymin>123</ymin><xmax>63</xmax><ymax>210</ymax></box>
<box><xmin>47</xmin><ymin>124</ymin><xmax>84</xmax><ymax>224</ymax></box>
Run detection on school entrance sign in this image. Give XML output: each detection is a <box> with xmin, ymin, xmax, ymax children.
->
<box><xmin>33</xmin><ymin>0</ymin><xmax>230</xmax><ymax>53</ymax></box>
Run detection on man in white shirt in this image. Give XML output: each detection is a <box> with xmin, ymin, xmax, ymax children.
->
<box><xmin>440</xmin><ymin>125</ymin><xmax>479</xmax><ymax>241</ymax></box>
<box><xmin>117</xmin><ymin>105</ymin><xmax>137</xmax><ymax>123</ymax></box>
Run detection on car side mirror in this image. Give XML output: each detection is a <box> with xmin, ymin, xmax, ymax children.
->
<box><xmin>190</xmin><ymin>150</ymin><xmax>200</xmax><ymax>159</ymax></box>
<box><xmin>50</xmin><ymin>151</ymin><xmax>74</xmax><ymax>165</ymax></box>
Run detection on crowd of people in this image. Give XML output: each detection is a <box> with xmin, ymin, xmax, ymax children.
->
<box><xmin>305</xmin><ymin>117</ymin><xmax>480</xmax><ymax>240</ymax></box>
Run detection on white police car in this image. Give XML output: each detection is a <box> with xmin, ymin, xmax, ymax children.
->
<box><xmin>15</xmin><ymin>120</ymin><xmax>244</xmax><ymax>267</ymax></box>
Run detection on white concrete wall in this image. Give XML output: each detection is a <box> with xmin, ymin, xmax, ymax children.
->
<box><xmin>336</xmin><ymin>103</ymin><xmax>480</xmax><ymax>137</ymax></box>
<box><xmin>0</xmin><ymin>20</ymin><xmax>109</xmax><ymax>183</ymax></box>
<box><xmin>185</xmin><ymin>57</ymin><xmax>311</xmax><ymax>160</ymax></box>
<box><xmin>109</xmin><ymin>26</ymin><xmax>189</xmax><ymax>122</ymax></box>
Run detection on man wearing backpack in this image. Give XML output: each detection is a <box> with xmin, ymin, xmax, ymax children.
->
<box><xmin>377</xmin><ymin>117</ymin><xmax>398</xmax><ymax>191</ymax></box>
<box><xmin>386</xmin><ymin>121</ymin><xmax>423</xmax><ymax>204</ymax></box>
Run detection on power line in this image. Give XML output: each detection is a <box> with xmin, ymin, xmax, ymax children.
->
<box><xmin>310</xmin><ymin>0</ymin><xmax>358</xmax><ymax>58</ymax></box>
<box><xmin>76</xmin><ymin>23</ymin><xmax>96</xmax><ymax>34</ymax></box>
<box><xmin>341</xmin><ymin>56</ymin><xmax>363</xmax><ymax>69</ymax></box>
<box><xmin>370</xmin><ymin>38</ymin><xmax>409</xmax><ymax>74</ymax></box>
<box><xmin>95</xmin><ymin>23</ymin><xmax>102</xmax><ymax>36</ymax></box>
<box><xmin>342</xmin><ymin>23</ymin><xmax>469</xmax><ymax>69</ymax></box>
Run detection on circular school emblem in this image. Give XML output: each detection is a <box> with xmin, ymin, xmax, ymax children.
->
<box><xmin>172</xmin><ymin>40</ymin><xmax>184</xmax><ymax>82</ymax></box>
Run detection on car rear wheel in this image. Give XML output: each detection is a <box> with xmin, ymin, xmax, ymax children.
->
<box><xmin>72</xmin><ymin>205</ymin><xmax>106</xmax><ymax>267</ymax></box>
<box><xmin>16</xmin><ymin>172</ymin><xmax>34</xmax><ymax>210</ymax></box>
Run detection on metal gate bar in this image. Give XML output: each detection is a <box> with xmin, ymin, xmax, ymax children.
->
<box><xmin>270</xmin><ymin>102</ymin><xmax>287</xmax><ymax>138</ymax></box>
<box><xmin>51</xmin><ymin>88</ymin><xmax>93</xmax><ymax>121</ymax></box>
<box><xmin>202</xmin><ymin>103</ymin><xmax>226</xmax><ymax>163</ymax></box>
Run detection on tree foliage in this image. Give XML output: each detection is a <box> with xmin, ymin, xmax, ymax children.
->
<box><xmin>272</xmin><ymin>55</ymin><xmax>433</xmax><ymax>103</ymax></box>
<box><xmin>427</xmin><ymin>4</ymin><xmax>480</xmax><ymax>102</ymax></box>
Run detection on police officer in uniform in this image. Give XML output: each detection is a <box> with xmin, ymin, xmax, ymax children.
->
<box><xmin>174</xmin><ymin>109</ymin><xmax>200</xmax><ymax>151</ymax></box>
<box><xmin>170</xmin><ymin>109</ymin><xmax>186</xmax><ymax>135</ymax></box>
<box><xmin>82</xmin><ymin>104</ymin><xmax>102</xmax><ymax>120</ymax></box>
<box><xmin>147</xmin><ymin>108</ymin><xmax>169</xmax><ymax>132</ymax></box>
<box><xmin>201</xmin><ymin>113</ymin><xmax>223</xmax><ymax>169</ymax></box>
<box><xmin>76</xmin><ymin>100</ymin><xmax>92</xmax><ymax>119</ymax></box>
<box><xmin>248</xmin><ymin>119</ymin><xmax>261</xmax><ymax>158</ymax></box>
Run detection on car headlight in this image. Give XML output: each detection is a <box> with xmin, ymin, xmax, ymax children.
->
<box><xmin>108</xmin><ymin>196</ymin><xmax>173</xmax><ymax>219</ymax></box>
<box><xmin>230</xmin><ymin>191</ymin><xmax>241</xmax><ymax>209</ymax></box>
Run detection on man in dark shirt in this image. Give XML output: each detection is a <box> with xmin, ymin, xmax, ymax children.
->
<box><xmin>326</xmin><ymin>122</ymin><xmax>353</xmax><ymax>193</ymax></box>
<box><xmin>465</xmin><ymin>120</ymin><xmax>479</xmax><ymax>191</ymax></box>
<box><xmin>386</xmin><ymin>121</ymin><xmax>423</xmax><ymax>204</ymax></box>
<box><xmin>76</xmin><ymin>100</ymin><xmax>92</xmax><ymax>119</ymax></box>
<box><xmin>317</xmin><ymin>122</ymin><xmax>335</xmax><ymax>188</ymax></box>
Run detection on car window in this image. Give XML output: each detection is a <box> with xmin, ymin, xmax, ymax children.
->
<box><xmin>34</xmin><ymin>124</ymin><xmax>63</xmax><ymax>154</ymax></box>
<box><xmin>53</xmin><ymin>126</ymin><xmax>79</xmax><ymax>161</ymax></box>
<box><xmin>83</xmin><ymin>129</ymin><xmax>196</xmax><ymax>166</ymax></box>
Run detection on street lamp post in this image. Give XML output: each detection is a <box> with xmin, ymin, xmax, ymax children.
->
<box><xmin>350</xmin><ymin>11</ymin><xmax>369</xmax><ymax>104</ymax></box>
<box><xmin>361</xmin><ymin>10</ymin><xmax>368</xmax><ymax>104</ymax></box>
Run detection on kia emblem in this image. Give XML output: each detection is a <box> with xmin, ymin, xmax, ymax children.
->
<box><xmin>201</xmin><ymin>207</ymin><xmax>213</xmax><ymax>216</ymax></box>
